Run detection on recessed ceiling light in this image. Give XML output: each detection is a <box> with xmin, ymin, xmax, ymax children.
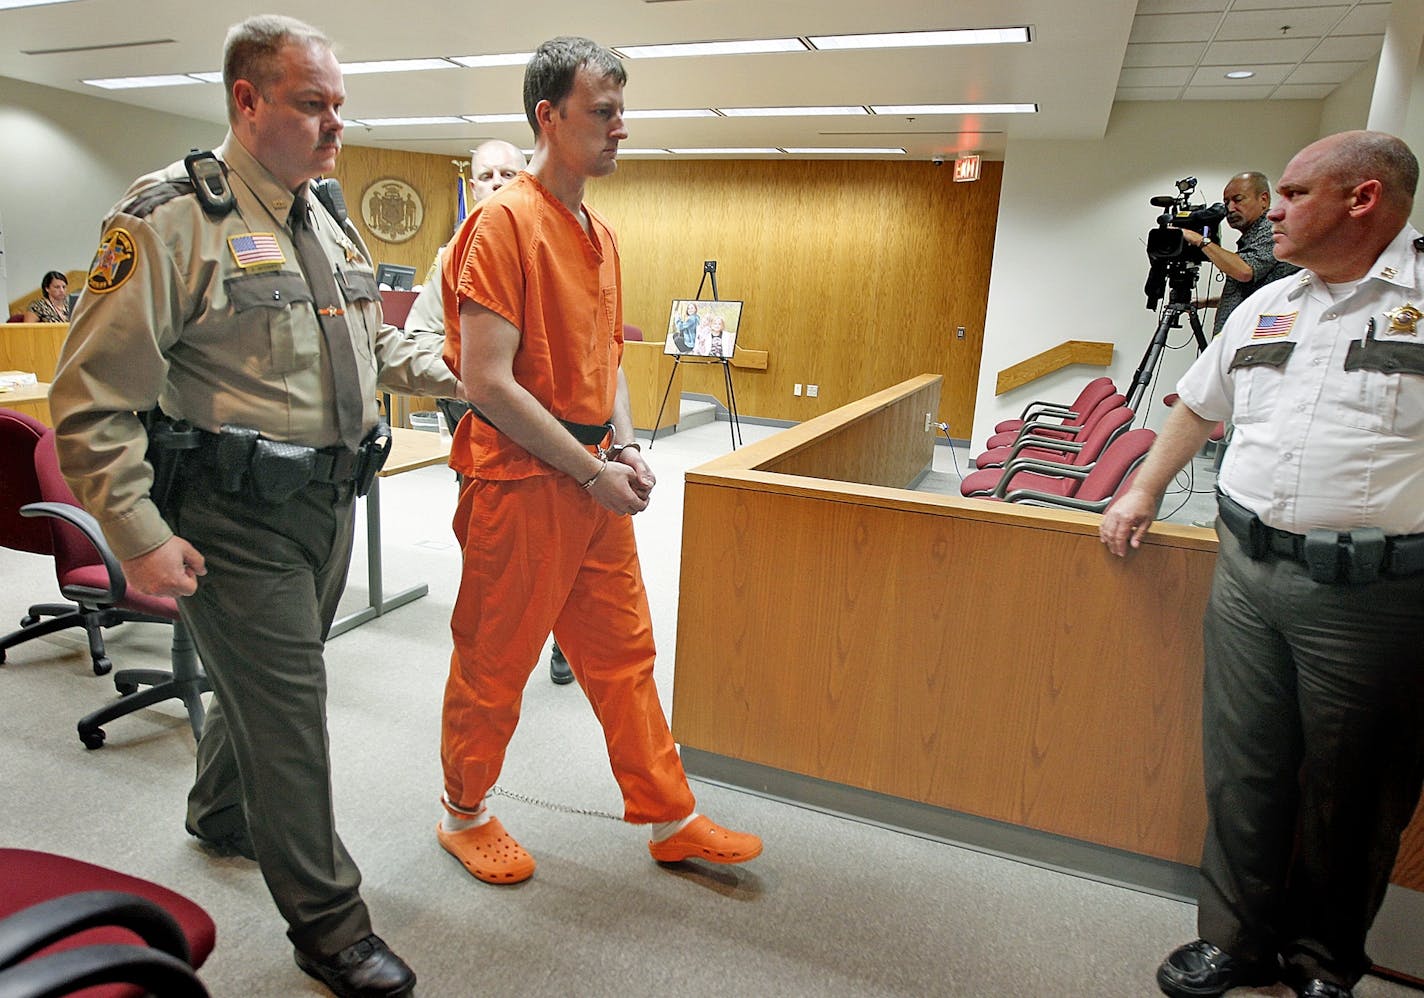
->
<box><xmin>668</xmin><ymin>147</ymin><xmax>783</xmax><ymax>155</ymax></box>
<box><xmin>448</xmin><ymin>52</ymin><xmax>534</xmax><ymax>68</ymax></box>
<box><xmin>1224</xmin><ymin>70</ymin><xmax>1255</xmax><ymax>79</ymax></box>
<box><xmin>782</xmin><ymin>147</ymin><xmax>907</xmax><ymax>155</ymax></box>
<box><xmin>462</xmin><ymin>113</ymin><xmax>528</xmax><ymax>124</ymax></box>
<box><xmin>0</xmin><ymin>0</ymin><xmax>83</xmax><ymax>8</ymax></box>
<box><xmin>340</xmin><ymin>58</ymin><xmax>456</xmax><ymax>75</ymax></box>
<box><xmin>356</xmin><ymin>116</ymin><xmax>466</xmax><ymax>126</ymax></box>
<box><xmin>187</xmin><ymin>71</ymin><xmax>224</xmax><ymax>84</ymax></box>
<box><xmin>623</xmin><ymin>109</ymin><xmax>718</xmax><ymax>119</ymax></box>
<box><xmin>871</xmin><ymin>103</ymin><xmax>1037</xmax><ymax>115</ymax></box>
<box><xmin>807</xmin><ymin>27</ymin><xmax>1031</xmax><ymax>50</ymax></box>
<box><xmin>719</xmin><ymin>106</ymin><xmax>868</xmax><ymax>117</ymax></box>
<box><xmin>83</xmin><ymin>74</ymin><xmax>203</xmax><ymax>90</ymax></box>
<box><xmin>615</xmin><ymin>38</ymin><xmax>808</xmax><ymax>59</ymax></box>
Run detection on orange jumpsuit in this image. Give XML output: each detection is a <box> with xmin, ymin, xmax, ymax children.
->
<box><xmin>439</xmin><ymin>173</ymin><xmax>695</xmax><ymax>824</ymax></box>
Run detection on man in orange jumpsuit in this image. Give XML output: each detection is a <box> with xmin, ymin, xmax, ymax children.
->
<box><xmin>435</xmin><ymin>35</ymin><xmax>762</xmax><ymax>884</ymax></box>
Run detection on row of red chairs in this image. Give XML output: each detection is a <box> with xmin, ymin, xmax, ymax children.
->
<box><xmin>959</xmin><ymin>379</ymin><xmax>1155</xmax><ymax>511</ymax></box>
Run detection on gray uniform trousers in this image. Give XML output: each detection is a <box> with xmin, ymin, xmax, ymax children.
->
<box><xmin>1199</xmin><ymin>526</ymin><xmax>1424</xmax><ymax>985</ymax></box>
<box><xmin>177</xmin><ymin>466</ymin><xmax>373</xmax><ymax>956</ymax></box>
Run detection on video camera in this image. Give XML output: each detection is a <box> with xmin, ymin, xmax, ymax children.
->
<box><xmin>1144</xmin><ymin>176</ymin><xmax>1228</xmax><ymax>310</ymax></box>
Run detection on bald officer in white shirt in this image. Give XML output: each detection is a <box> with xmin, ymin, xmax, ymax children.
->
<box><xmin>1101</xmin><ymin>130</ymin><xmax>1424</xmax><ymax>998</ymax></box>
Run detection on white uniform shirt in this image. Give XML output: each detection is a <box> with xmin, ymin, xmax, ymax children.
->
<box><xmin>1176</xmin><ymin>224</ymin><xmax>1424</xmax><ymax>536</ymax></box>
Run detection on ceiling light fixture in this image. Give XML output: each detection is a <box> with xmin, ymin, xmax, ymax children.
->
<box><xmin>615</xmin><ymin>38</ymin><xmax>807</xmax><ymax>59</ymax></box>
<box><xmin>356</xmin><ymin>116</ymin><xmax>466</xmax><ymax>126</ymax></box>
<box><xmin>782</xmin><ymin>147</ymin><xmax>907</xmax><ymax>155</ymax></box>
<box><xmin>462</xmin><ymin>112</ymin><xmax>528</xmax><ymax>124</ymax></box>
<box><xmin>0</xmin><ymin>0</ymin><xmax>83</xmax><ymax>8</ymax></box>
<box><xmin>340</xmin><ymin>58</ymin><xmax>456</xmax><ymax>75</ymax></box>
<box><xmin>187</xmin><ymin>71</ymin><xmax>224</xmax><ymax>83</ymax></box>
<box><xmin>807</xmin><ymin>27</ymin><xmax>1031</xmax><ymax>50</ymax></box>
<box><xmin>82</xmin><ymin>74</ymin><xmax>203</xmax><ymax>90</ymax></box>
<box><xmin>1224</xmin><ymin>70</ymin><xmax>1255</xmax><ymax>79</ymax></box>
<box><xmin>668</xmin><ymin>147</ymin><xmax>782</xmax><ymax>155</ymax></box>
<box><xmin>871</xmin><ymin>103</ymin><xmax>1037</xmax><ymax>115</ymax></box>
<box><xmin>623</xmin><ymin>109</ymin><xmax>718</xmax><ymax>119</ymax></box>
<box><xmin>448</xmin><ymin>52</ymin><xmax>534</xmax><ymax>68</ymax></box>
<box><xmin>719</xmin><ymin>106</ymin><xmax>868</xmax><ymax>117</ymax></box>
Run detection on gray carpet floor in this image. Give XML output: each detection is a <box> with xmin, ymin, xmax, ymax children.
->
<box><xmin>0</xmin><ymin>419</ymin><xmax>1412</xmax><ymax>997</ymax></box>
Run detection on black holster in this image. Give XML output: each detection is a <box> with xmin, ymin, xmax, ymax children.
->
<box><xmin>352</xmin><ymin>423</ymin><xmax>392</xmax><ymax>497</ymax></box>
<box><xmin>143</xmin><ymin>410</ymin><xmax>202</xmax><ymax>518</ymax></box>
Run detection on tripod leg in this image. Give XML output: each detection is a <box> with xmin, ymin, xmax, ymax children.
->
<box><xmin>649</xmin><ymin>357</ymin><xmax>680</xmax><ymax>449</ymax></box>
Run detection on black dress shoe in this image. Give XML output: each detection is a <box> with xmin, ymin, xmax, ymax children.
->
<box><xmin>295</xmin><ymin>934</ymin><xmax>415</xmax><ymax>998</ymax></box>
<box><xmin>1296</xmin><ymin>978</ymin><xmax>1353</xmax><ymax>998</ymax></box>
<box><xmin>549</xmin><ymin>642</ymin><xmax>574</xmax><ymax>685</ymax></box>
<box><xmin>1156</xmin><ymin>939</ymin><xmax>1277</xmax><ymax>997</ymax></box>
<box><xmin>185</xmin><ymin>823</ymin><xmax>256</xmax><ymax>861</ymax></box>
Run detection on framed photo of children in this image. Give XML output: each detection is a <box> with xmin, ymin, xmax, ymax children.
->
<box><xmin>663</xmin><ymin>299</ymin><xmax>743</xmax><ymax>359</ymax></box>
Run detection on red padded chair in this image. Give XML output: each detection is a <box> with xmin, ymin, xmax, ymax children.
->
<box><xmin>1</xmin><ymin>409</ymin><xmax>170</xmax><ymax>677</ymax></box>
<box><xmin>1162</xmin><ymin>393</ymin><xmax>1226</xmax><ymax>443</ymax></box>
<box><xmin>960</xmin><ymin>405</ymin><xmax>1135</xmax><ymax>498</ymax></box>
<box><xmin>24</xmin><ymin>427</ymin><xmax>209</xmax><ymax>748</ymax></box>
<box><xmin>987</xmin><ymin>428</ymin><xmax>1157</xmax><ymax>511</ymax></box>
<box><xmin>622</xmin><ymin>324</ymin><xmax>644</xmax><ymax>341</ymax></box>
<box><xmin>991</xmin><ymin>376</ymin><xmax>1115</xmax><ymax>437</ymax></box>
<box><xmin>0</xmin><ymin>848</ymin><xmax>215</xmax><ymax>997</ymax></box>
<box><xmin>975</xmin><ymin>392</ymin><xmax>1126</xmax><ymax>469</ymax></box>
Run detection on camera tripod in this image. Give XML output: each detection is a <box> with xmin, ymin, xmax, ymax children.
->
<box><xmin>1128</xmin><ymin>265</ymin><xmax>1209</xmax><ymax>414</ymax></box>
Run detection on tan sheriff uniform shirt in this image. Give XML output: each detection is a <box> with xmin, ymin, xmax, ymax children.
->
<box><xmin>50</xmin><ymin>133</ymin><xmax>457</xmax><ymax>561</ymax></box>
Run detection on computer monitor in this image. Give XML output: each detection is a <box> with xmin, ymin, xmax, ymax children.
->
<box><xmin>375</xmin><ymin>263</ymin><xmax>417</xmax><ymax>291</ymax></box>
<box><xmin>67</xmin><ymin>292</ymin><xmax>81</xmax><ymax>314</ymax></box>
<box><xmin>663</xmin><ymin>299</ymin><xmax>743</xmax><ymax>358</ymax></box>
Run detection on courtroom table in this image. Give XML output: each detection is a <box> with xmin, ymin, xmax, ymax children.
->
<box><xmin>0</xmin><ymin>380</ymin><xmax>52</xmax><ymax>426</ymax></box>
<box><xmin>329</xmin><ymin>427</ymin><xmax>450</xmax><ymax>638</ymax></box>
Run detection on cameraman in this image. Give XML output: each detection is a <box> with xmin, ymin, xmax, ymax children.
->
<box><xmin>1183</xmin><ymin>171</ymin><xmax>1298</xmax><ymax>334</ymax></box>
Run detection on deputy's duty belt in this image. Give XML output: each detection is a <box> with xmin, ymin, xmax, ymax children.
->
<box><xmin>469</xmin><ymin>405</ymin><xmax>612</xmax><ymax>446</ymax></box>
<box><xmin>1215</xmin><ymin>490</ymin><xmax>1424</xmax><ymax>584</ymax></box>
<box><xmin>190</xmin><ymin>423</ymin><xmax>391</xmax><ymax>502</ymax></box>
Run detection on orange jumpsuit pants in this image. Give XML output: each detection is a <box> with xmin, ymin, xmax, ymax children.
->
<box><xmin>440</xmin><ymin>470</ymin><xmax>696</xmax><ymax>824</ymax></box>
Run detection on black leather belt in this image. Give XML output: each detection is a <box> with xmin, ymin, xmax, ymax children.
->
<box><xmin>469</xmin><ymin>405</ymin><xmax>612</xmax><ymax>446</ymax></box>
<box><xmin>1216</xmin><ymin>490</ymin><xmax>1424</xmax><ymax>584</ymax></box>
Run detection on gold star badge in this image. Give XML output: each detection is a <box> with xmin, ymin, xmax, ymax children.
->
<box><xmin>1385</xmin><ymin>303</ymin><xmax>1422</xmax><ymax>334</ymax></box>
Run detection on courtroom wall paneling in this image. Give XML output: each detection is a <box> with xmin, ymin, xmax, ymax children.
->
<box><xmin>585</xmin><ymin>159</ymin><xmax>1002</xmax><ymax>434</ymax></box>
<box><xmin>334</xmin><ymin>144</ymin><xmax>462</xmax><ymax>279</ymax></box>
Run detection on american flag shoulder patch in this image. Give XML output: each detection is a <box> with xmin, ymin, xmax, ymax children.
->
<box><xmin>227</xmin><ymin>232</ymin><xmax>286</xmax><ymax>269</ymax></box>
<box><xmin>1252</xmin><ymin>312</ymin><xmax>1296</xmax><ymax>339</ymax></box>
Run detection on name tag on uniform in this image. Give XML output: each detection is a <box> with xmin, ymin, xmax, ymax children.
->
<box><xmin>228</xmin><ymin>232</ymin><xmax>286</xmax><ymax>271</ymax></box>
<box><xmin>1252</xmin><ymin>312</ymin><xmax>1297</xmax><ymax>339</ymax></box>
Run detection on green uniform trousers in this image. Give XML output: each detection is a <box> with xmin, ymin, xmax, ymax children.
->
<box><xmin>178</xmin><ymin>468</ymin><xmax>372</xmax><ymax>957</ymax></box>
<box><xmin>1199</xmin><ymin>525</ymin><xmax>1424</xmax><ymax>986</ymax></box>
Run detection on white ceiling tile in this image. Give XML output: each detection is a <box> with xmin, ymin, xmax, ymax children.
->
<box><xmin>1133</xmin><ymin>0</ymin><xmax>1226</xmax><ymax>12</ymax></box>
<box><xmin>1312</xmin><ymin>35</ymin><xmax>1386</xmax><ymax>61</ymax></box>
<box><xmin>1183</xmin><ymin>83</ymin><xmax>1276</xmax><ymax>99</ymax></box>
<box><xmin>1122</xmin><ymin>42</ymin><xmax>1207</xmax><ymax>67</ymax></box>
<box><xmin>1189</xmin><ymin>63</ymin><xmax>1292</xmax><ymax>86</ymax></box>
<box><xmin>1129</xmin><ymin>12</ymin><xmax>1225</xmax><ymax>43</ymax></box>
<box><xmin>1114</xmin><ymin>87</ymin><xmax>1185</xmax><ymax>101</ymax></box>
<box><xmin>1120</xmin><ymin>65</ymin><xmax>1194</xmax><ymax>87</ymax></box>
<box><xmin>1336</xmin><ymin>3</ymin><xmax>1391</xmax><ymax>35</ymax></box>
<box><xmin>1201</xmin><ymin>37</ymin><xmax>1316</xmax><ymax>64</ymax></box>
<box><xmin>1272</xmin><ymin>83</ymin><xmax>1337</xmax><ymax>99</ymax></box>
<box><xmin>1284</xmin><ymin>61</ymin><xmax>1364</xmax><ymax>85</ymax></box>
<box><xmin>1218</xmin><ymin>6</ymin><xmax>1349</xmax><ymax>41</ymax></box>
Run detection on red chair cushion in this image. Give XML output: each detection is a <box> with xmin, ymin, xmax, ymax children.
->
<box><xmin>0</xmin><ymin>849</ymin><xmax>216</xmax><ymax>996</ymax></box>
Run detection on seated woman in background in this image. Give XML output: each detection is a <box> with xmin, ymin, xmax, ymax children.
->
<box><xmin>24</xmin><ymin>271</ymin><xmax>70</xmax><ymax>323</ymax></box>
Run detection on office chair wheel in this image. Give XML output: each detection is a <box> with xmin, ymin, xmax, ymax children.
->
<box><xmin>21</xmin><ymin>614</ymin><xmax>39</xmax><ymax>627</ymax></box>
<box><xmin>114</xmin><ymin>681</ymin><xmax>138</xmax><ymax>695</ymax></box>
<box><xmin>91</xmin><ymin>654</ymin><xmax>112</xmax><ymax>676</ymax></box>
<box><xmin>78</xmin><ymin>724</ymin><xmax>106</xmax><ymax>750</ymax></box>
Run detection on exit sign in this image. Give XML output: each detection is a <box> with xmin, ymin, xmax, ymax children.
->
<box><xmin>953</xmin><ymin>155</ymin><xmax>981</xmax><ymax>182</ymax></box>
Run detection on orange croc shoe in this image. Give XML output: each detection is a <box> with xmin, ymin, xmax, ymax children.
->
<box><xmin>648</xmin><ymin>815</ymin><xmax>762</xmax><ymax>865</ymax></box>
<box><xmin>437</xmin><ymin>817</ymin><xmax>536</xmax><ymax>884</ymax></box>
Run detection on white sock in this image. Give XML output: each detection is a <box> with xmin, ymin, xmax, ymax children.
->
<box><xmin>441</xmin><ymin>795</ymin><xmax>491</xmax><ymax>832</ymax></box>
<box><xmin>650</xmin><ymin>813</ymin><xmax>698</xmax><ymax>842</ymax></box>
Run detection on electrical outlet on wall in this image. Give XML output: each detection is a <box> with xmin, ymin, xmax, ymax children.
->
<box><xmin>793</xmin><ymin>383</ymin><xmax>802</xmax><ymax>396</ymax></box>
<box><xmin>807</xmin><ymin>384</ymin><xmax>819</xmax><ymax>398</ymax></box>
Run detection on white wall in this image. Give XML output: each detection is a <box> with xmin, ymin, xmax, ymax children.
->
<box><xmin>973</xmin><ymin>99</ymin><xmax>1323</xmax><ymax>449</ymax></box>
<box><xmin>0</xmin><ymin>75</ymin><xmax>223</xmax><ymax>301</ymax></box>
